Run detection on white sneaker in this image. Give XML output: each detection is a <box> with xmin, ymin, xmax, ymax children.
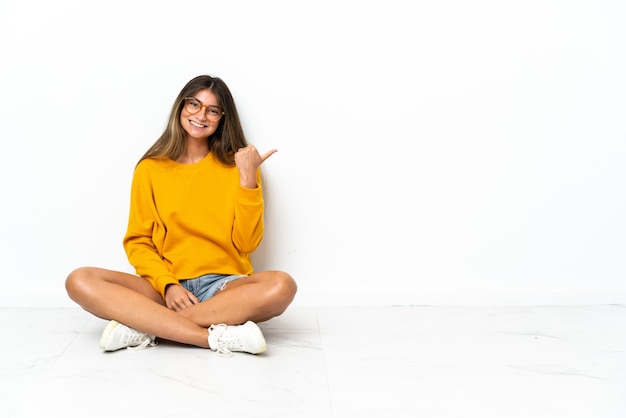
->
<box><xmin>99</xmin><ymin>320</ymin><xmax>157</xmax><ymax>352</ymax></box>
<box><xmin>208</xmin><ymin>321</ymin><xmax>267</xmax><ymax>356</ymax></box>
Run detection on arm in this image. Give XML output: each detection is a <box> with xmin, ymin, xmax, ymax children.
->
<box><xmin>122</xmin><ymin>162</ymin><xmax>179</xmax><ymax>298</ymax></box>
<box><xmin>232</xmin><ymin>145</ymin><xmax>276</xmax><ymax>253</ymax></box>
<box><xmin>232</xmin><ymin>180</ymin><xmax>265</xmax><ymax>253</ymax></box>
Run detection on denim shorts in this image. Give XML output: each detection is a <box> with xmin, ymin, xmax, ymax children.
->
<box><xmin>179</xmin><ymin>273</ymin><xmax>246</xmax><ymax>302</ymax></box>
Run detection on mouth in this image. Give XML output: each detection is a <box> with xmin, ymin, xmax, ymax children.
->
<box><xmin>189</xmin><ymin>119</ymin><xmax>208</xmax><ymax>128</ymax></box>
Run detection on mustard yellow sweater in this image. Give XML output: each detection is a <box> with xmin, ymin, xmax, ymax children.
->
<box><xmin>122</xmin><ymin>153</ymin><xmax>264</xmax><ymax>298</ymax></box>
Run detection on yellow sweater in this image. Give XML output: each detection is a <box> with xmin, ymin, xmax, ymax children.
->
<box><xmin>122</xmin><ymin>153</ymin><xmax>264</xmax><ymax>298</ymax></box>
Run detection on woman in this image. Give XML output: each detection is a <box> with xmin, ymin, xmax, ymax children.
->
<box><xmin>66</xmin><ymin>75</ymin><xmax>297</xmax><ymax>355</ymax></box>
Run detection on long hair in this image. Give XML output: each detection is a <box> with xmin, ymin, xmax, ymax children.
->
<box><xmin>139</xmin><ymin>75</ymin><xmax>247</xmax><ymax>165</ymax></box>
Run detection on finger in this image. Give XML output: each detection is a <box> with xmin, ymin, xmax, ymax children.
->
<box><xmin>187</xmin><ymin>291</ymin><xmax>199</xmax><ymax>305</ymax></box>
<box><xmin>260</xmin><ymin>149</ymin><xmax>278</xmax><ymax>163</ymax></box>
<box><xmin>175</xmin><ymin>298</ymin><xmax>189</xmax><ymax>310</ymax></box>
<box><xmin>233</xmin><ymin>148</ymin><xmax>247</xmax><ymax>164</ymax></box>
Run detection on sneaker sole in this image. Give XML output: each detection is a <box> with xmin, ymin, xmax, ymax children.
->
<box><xmin>99</xmin><ymin>320</ymin><xmax>121</xmax><ymax>351</ymax></box>
<box><xmin>243</xmin><ymin>321</ymin><xmax>267</xmax><ymax>354</ymax></box>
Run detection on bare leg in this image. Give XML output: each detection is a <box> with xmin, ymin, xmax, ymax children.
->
<box><xmin>65</xmin><ymin>267</ymin><xmax>297</xmax><ymax>347</ymax></box>
<box><xmin>177</xmin><ymin>271</ymin><xmax>298</xmax><ymax>327</ymax></box>
<box><xmin>65</xmin><ymin>267</ymin><xmax>210</xmax><ymax>348</ymax></box>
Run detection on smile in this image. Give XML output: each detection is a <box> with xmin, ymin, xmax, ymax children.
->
<box><xmin>189</xmin><ymin>120</ymin><xmax>208</xmax><ymax>128</ymax></box>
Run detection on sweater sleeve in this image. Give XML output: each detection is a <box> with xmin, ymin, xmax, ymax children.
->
<box><xmin>122</xmin><ymin>162</ymin><xmax>178</xmax><ymax>298</ymax></box>
<box><xmin>232</xmin><ymin>170</ymin><xmax>265</xmax><ymax>254</ymax></box>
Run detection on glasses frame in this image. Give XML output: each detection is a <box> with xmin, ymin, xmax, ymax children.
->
<box><xmin>182</xmin><ymin>97</ymin><xmax>225</xmax><ymax>121</ymax></box>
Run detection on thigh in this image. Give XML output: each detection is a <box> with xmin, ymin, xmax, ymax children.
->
<box><xmin>68</xmin><ymin>266</ymin><xmax>165</xmax><ymax>305</ymax></box>
<box><xmin>216</xmin><ymin>270</ymin><xmax>297</xmax><ymax>301</ymax></box>
<box><xmin>103</xmin><ymin>268</ymin><xmax>164</xmax><ymax>301</ymax></box>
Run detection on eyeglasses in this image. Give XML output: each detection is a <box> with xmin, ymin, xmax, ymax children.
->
<box><xmin>183</xmin><ymin>97</ymin><xmax>225</xmax><ymax>122</ymax></box>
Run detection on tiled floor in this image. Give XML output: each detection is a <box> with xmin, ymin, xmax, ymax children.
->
<box><xmin>1</xmin><ymin>305</ymin><xmax>625</xmax><ymax>417</ymax></box>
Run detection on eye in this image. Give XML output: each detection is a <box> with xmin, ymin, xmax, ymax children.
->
<box><xmin>207</xmin><ymin>107</ymin><xmax>221</xmax><ymax>116</ymax></box>
<box><xmin>187</xmin><ymin>99</ymin><xmax>200</xmax><ymax>109</ymax></box>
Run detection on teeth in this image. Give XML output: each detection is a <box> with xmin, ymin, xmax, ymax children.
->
<box><xmin>190</xmin><ymin>120</ymin><xmax>206</xmax><ymax>128</ymax></box>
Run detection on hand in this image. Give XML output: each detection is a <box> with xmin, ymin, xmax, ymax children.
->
<box><xmin>165</xmin><ymin>284</ymin><xmax>199</xmax><ymax>311</ymax></box>
<box><xmin>234</xmin><ymin>145</ymin><xmax>277</xmax><ymax>188</ymax></box>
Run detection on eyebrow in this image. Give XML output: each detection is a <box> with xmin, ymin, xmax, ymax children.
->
<box><xmin>189</xmin><ymin>97</ymin><xmax>221</xmax><ymax>108</ymax></box>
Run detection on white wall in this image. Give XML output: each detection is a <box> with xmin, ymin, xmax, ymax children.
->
<box><xmin>1</xmin><ymin>0</ymin><xmax>625</xmax><ymax>307</ymax></box>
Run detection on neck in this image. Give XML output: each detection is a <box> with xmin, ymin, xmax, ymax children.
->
<box><xmin>178</xmin><ymin>138</ymin><xmax>209</xmax><ymax>164</ymax></box>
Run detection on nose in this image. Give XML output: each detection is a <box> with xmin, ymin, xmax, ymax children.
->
<box><xmin>196</xmin><ymin>105</ymin><xmax>209</xmax><ymax>121</ymax></box>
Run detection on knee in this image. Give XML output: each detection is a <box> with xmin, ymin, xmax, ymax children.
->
<box><xmin>269</xmin><ymin>271</ymin><xmax>297</xmax><ymax>306</ymax></box>
<box><xmin>65</xmin><ymin>267</ymin><xmax>95</xmax><ymax>300</ymax></box>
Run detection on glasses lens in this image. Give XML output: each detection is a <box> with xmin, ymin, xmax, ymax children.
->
<box><xmin>184</xmin><ymin>98</ymin><xmax>201</xmax><ymax>115</ymax></box>
<box><xmin>206</xmin><ymin>106</ymin><xmax>223</xmax><ymax>122</ymax></box>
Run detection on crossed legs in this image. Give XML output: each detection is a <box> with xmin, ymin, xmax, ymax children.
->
<box><xmin>65</xmin><ymin>267</ymin><xmax>297</xmax><ymax>348</ymax></box>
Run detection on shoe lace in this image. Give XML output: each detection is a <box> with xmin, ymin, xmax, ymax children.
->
<box><xmin>209</xmin><ymin>324</ymin><xmax>237</xmax><ymax>357</ymax></box>
<box><xmin>127</xmin><ymin>333</ymin><xmax>158</xmax><ymax>351</ymax></box>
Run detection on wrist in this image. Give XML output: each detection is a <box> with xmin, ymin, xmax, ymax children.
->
<box><xmin>164</xmin><ymin>283</ymin><xmax>178</xmax><ymax>294</ymax></box>
<box><xmin>239</xmin><ymin>176</ymin><xmax>257</xmax><ymax>189</ymax></box>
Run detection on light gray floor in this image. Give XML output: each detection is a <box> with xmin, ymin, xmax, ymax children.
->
<box><xmin>1</xmin><ymin>305</ymin><xmax>625</xmax><ymax>417</ymax></box>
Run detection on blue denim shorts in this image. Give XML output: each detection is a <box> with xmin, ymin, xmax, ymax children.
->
<box><xmin>179</xmin><ymin>273</ymin><xmax>246</xmax><ymax>302</ymax></box>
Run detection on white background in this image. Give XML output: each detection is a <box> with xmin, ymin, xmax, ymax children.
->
<box><xmin>0</xmin><ymin>0</ymin><xmax>624</xmax><ymax>307</ymax></box>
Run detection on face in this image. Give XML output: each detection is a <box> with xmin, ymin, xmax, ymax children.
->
<box><xmin>180</xmin><ymin>89</ymin><xmax>222</xmax><ymax>140</ymax></box>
